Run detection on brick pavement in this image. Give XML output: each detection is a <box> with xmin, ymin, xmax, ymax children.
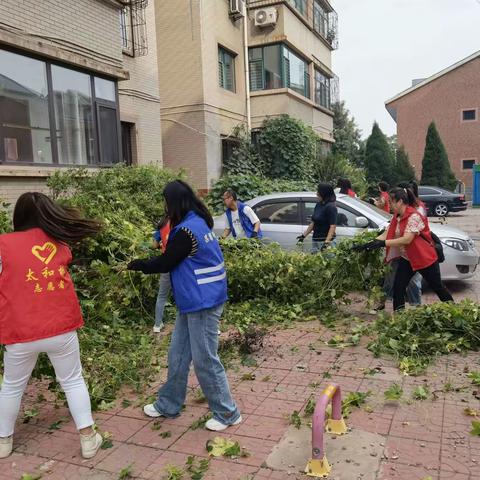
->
<box><xmin>1</xmin><ymin>307</ymin><xmax>480</xmax><ymax>480</ymax></box>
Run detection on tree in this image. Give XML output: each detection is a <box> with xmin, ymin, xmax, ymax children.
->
<box><xmin>331</xmin><ymin>101</ymin><xmax>364</xmax><ymax>167</ymax></box>
<box><xmin>364</xmin><ymin>122</ymin><xmax>397</xmax><ymax>186</ymax></box>
<box><xmin>421</xmin><ymin>122</ymin><xmax>457</xmax><ymax>190</ymax></box>
<box><xmin>395</xmin><ymin>146</ymin><xmax>416</xmax><ymax>183</ymax></box>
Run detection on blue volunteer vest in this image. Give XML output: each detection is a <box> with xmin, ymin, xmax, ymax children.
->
<box><xmin>225</xmin><ymin>201</ymin><xmax>263</xmax><ymax>239</ymax></box>
<box><xmin>169</xmin><ymin>211</ymin><xmax>228</xmax><ymax>314</ymax></box>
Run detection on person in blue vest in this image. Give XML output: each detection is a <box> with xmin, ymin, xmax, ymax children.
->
<box><xmin>127</xmin><ymin>180</ymin><xmax>241</xmax><ymax>431</ymax></box>
<box><xmin>221</xmin><ymin>189</ymin><xmax>262</xmax><ymax>239</ymax></box>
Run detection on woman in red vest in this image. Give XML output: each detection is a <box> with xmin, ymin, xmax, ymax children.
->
<box><xmin>354</xmin><ymin>187</ymin><xmax>453</xmax><ymax>311</ymax></box>
<box><xmin>0</xmin><ymin>192</ymin><xmax>102</xmax><ymax>459</ymax></box>
<box><xmin>375</xmin><ymin>181</ymin><xmax>391</xmax><ymax>213</ymax></box>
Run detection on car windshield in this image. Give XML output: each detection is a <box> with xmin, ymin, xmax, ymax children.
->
<box><xmin>343</xmin><ymin>196</ymin><xmax>392</xmax><ymax>221</ymax></box>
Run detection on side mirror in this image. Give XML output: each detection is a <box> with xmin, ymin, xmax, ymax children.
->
<box><xmin>355</xmin><ymin>216</ymin><xmax>369</xmax><ymax>228</ymax></box>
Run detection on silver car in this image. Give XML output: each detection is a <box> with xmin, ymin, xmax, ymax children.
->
<box><xmin>214</xmin><ymin>192</ymin><xmax>479</xmax><ymax>281</ymax></box>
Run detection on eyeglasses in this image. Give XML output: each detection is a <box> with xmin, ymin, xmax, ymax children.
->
<box><xmin>222</xmin><ymin>195</ymin><xmax>232</xmax><ymax>200</ymax></box>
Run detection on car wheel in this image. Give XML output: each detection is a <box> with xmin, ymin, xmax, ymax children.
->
<box><xmin>434</xmin><ymin>203</ymin><xmax>449</xmax><ymax>217</ymax></box>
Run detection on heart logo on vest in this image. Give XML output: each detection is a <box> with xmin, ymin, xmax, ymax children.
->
<box><xmin>31</xmin><ymin>242</ymin><xmax>57</xmax><ymax>265</ymax></box>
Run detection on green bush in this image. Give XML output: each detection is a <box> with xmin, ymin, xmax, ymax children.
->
<box><xmin>0</xmin><ymin>199</ymin><xmax>11</xmax><ymax>233</ymax></box>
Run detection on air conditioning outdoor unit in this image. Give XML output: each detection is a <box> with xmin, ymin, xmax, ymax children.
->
<box><xmin>229</xmin><ymin>0</ymin><xmax>245</xmax><ymax>18</ymax></box>
<box><xmin>254</xmin><ymin>7</ymin><xmax>278</xmax><ymax>27</ymax></box>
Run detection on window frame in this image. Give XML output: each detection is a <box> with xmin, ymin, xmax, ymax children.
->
<box><xmin>462</xmin><ymin>159</ymin><xmax>476</xmax><ymax>170</ymax></box>
<box><xmin>314</xmin><ymin>68</ymin><xmax>331</xmax><ymax>109</ymax></box>
<box><xmin>289</xmin><ymin>0</ymin><xmax>307</xmax><ymax>16</ymax></box>
<box><xmin>218</xmin><ymin>46</ymin><xmax>236</xmax><ymax>93</ymax></box>
<box><xmin>0</xmin><ymin>45</ymin><xmax>122</xmax><ymax>167</ymax></box>
<box><xmin>120</xmin><ymin>5</ymin><xmax>134</xmax><ymax>56</ymax></box>
<box><xmin>419</xmin><ymin>187</ymin><xmax>441</xmax><ymax>196</ymax></box>
<box><xmin>248</xmin><ymin>43</ymin><xmax>310</xmax><ymax>99</ymax></box>
<box><xmin>462</xmin><ymin>109</ymin><xmax>477</xmax><ymax>122</ymax></box>
<box><xmin>253</xmin><ymin>199</ymin><xmax>302</xmax><ymax>225</ymax></box>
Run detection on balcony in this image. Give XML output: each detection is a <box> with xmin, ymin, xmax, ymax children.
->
<box><xmin>247</xmin><ymin>0</ymin><xmax>339</xmax><ymax>50</ymax></box>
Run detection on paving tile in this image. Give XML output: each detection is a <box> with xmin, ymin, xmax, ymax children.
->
<box><xmin>141</xmin><ymin>450</ymin><xmax>189</xmax><ymax>479</ymax></box>
<box><xmin>348</xmin><ymin>409</ymin><xmax>393</xmax><ymax>436</ymax></box>
<box><xmin>251</xmin><ymin>367</ymin><xmax>290</xmax><ymax>384</ymax></box>
<box><xmin>233</xmin><ymin>393</ymin><xmax>269</xmax><ymax>414</ymax></box>
<box><xmin>254</xmin><ymin>398</ymin><xmax>305</xmax><ymax>419</ymax></box>
<box><xmin>385</xmin><ymin>436</ymin><xmax>441</xmax><ymax>470</ymax></box>
<box><xmin>168</xmin><ymin>428</ymin><xmax>220</xmax><ymax>456</ymax></box>
<box><xmin>0</xmin><ymin>453</ymin><xmax>46</xmax><ymax>479</ymax></box>
<box><xmin>96</xmin><ymin>415</ymin><xmax>149</xmax><ymax>442</ymax></box>
<box><xmin>234</xmin><ymin>380</ymin><xmax>279</xmax><ymax>396</ymax></box>
<box><xmin>234</xmin><ymin>415</ymin><xmax>288</xmax><ymax>441</ymax></box>
<box><xmin>128</xmin><ymin>422</ymin><xmax>187</xmax><ymax>449</ymax></box>
<box><xmin>95</xmin><ymin>443</ymin><xmax>163</xmax><ymax>474</ymax></box>
<box><xmin>268</xmin><ymin>384</ymin><xmax>314</xmax><ymax>403</ymax></box>
<box><xmin>203</xmin><ymin>458</ymin><xmax>258</xmax><ymax>479</ymax></box>
<box><xmin>39</xmin><ymin>460</ymin><xmax>117</xmax><ymax>479</ymax></box>
<box><xmin>161</xmin><ymin>405</ymin><xmax>210</xmax><ymax>428</ymax></box>
<box><xmin>379</xmin><ymin>460</ymin><xmax>439</xmax><ymax>479</ymax></box>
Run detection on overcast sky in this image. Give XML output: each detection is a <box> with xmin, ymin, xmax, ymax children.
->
<box><xmin>332</xmin><ymin>0</ymin><xmax>480</xmax><ymax>138</ymax></box>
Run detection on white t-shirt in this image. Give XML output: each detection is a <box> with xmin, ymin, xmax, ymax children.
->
<box><xmin>224</xmin><ymin>205</ymin><xmax>260</xmax><ymax>238</ymax></box>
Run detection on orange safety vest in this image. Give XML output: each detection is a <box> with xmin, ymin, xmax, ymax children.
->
<box><xmin>0</xmin><ymin>228</ymin><xmax>83</xmax><ymax>345</ymax></box>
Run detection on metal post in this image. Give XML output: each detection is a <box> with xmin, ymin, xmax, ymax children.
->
<box><xmin>243</xmin><ymin>1</ymin><xmax>251</xmax><ymax>132</ymax></box>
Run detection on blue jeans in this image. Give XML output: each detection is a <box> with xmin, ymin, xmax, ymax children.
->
<box><xmin>384</xmin><ymin>259</ymin><xmax>422</xmax><ymax>306</ymax></box>
<box><xmin>312</xmin><ymin>239</ymin><xmax>337</xmax><ymax>254</ymax></box>
<box><xmin>155</xmin><ymin>273</ymin><xmax>171</xmax><ymax>328</ymax></box>
<box><xmin>154</xmin><ymin>303</ymin><xmax>240</xmax><ymax>425</ymax></box>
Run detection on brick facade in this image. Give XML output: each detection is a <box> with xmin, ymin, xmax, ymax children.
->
<box><xmin>386</xmin><ymin>55</ymin><xmax>480</xmax><ymax>195</ymax></box>
<box><xmin>0</xmin><ymin>0</ymin><xmax>162</xmax><ymax>205</ymax></box>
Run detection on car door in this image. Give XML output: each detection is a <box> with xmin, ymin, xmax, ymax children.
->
<box><xmin>251</xmin><ymin>198</ymin><xmax>303</xmax><ymax>250</ymax></box>
<box><xmin>301</xmin><ymin>198</ymin><xmax>369</xmax><ymax>249</ymax></box>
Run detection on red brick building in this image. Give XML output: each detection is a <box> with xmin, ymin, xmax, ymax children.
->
<box><xmin>385</xmin><ymin>51</ymin><xmax>480</xmax><ymax>196</ymax></box>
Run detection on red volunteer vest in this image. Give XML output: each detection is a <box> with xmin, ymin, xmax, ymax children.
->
<box><xmin>380</xmin><ymin>192</ymin><xmax>390</xmax><ymax>213</ymax></box>
<box><xmin>0</xmin><ymin>228</ymin><xmax>83</xmax><ymax>345</ymax></box>
<box><xmin>386</xmin><ymin>206</ymin><xmax>438</xmax><ymax>271</ymax></box>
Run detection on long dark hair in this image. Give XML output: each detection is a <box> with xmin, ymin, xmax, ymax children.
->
<box><xmin>317</xmin><ymin>183</ymin><xmax>336</xmax><ymax>203</ymax></box>
<box><xmin>337</xmin><ymin>178</ymin><xmax>352</xmax><ymax>195</ymax></box>
<box><xmin>163</xmin><ymin>180</ymin><xmax>213</xmax><ymax>229</ymax></box>
<box><xmin>389</xmin><ymin>187</ymin><xmax>417</xmax><ymax>207</ymax></box>
<box><xmin>13</xmin><ymin>192</ymin><xmax>102</xmax><ymax>243</ymax></box>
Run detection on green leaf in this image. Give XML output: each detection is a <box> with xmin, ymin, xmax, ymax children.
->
<box><xmin>384</xmin><ymin>383</ymin><xmax>403</xmax><ymax>401</ymax></box>
<box><xmin>470</xmin><ymin>421</ymin><xmax>480</xmax><ymax>437</ymax></box>
<box><xmin>412</xmin><ymin>386</ymin><xmax>429</xmax><ymax>401</ymax></box>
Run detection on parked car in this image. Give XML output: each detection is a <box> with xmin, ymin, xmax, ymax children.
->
<box><xmin>214</xmin><ymin>192</ymin><xmax>479</xmax><ymax>281</ymax></box>
<box><xmin>418</xmin><ymin>186</ymin><xmax>468</xmax><ymax>217</ymax></box>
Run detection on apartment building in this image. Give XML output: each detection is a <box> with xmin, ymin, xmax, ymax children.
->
<box><xmin>156</xmin><ymin>0</ymin><xmax>338</xmax><ymax>191</ymax></box>
<box><xmin>0</xmin><ymin>0</ymin><xmax>162</xmax><ymax>205</ymax></box>
<box><xmin>386</xmin><ymin>51</ymin><xmax>480</xmax><ymax>196</ymax></box>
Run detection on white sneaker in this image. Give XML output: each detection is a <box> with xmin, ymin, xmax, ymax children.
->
<box><xmin>0</xmin><ymin>436</ymin><xmax>13</xmax><ymax>459</ymax></box>
<box><xmin>143</xmin><ymin>403</ymin><xmax>164</xmax><ymax>418</ymax></box>
<box><xmin>153</xmin><ymin>325</ymin><xmax>163</xmax><ymax>333</ymax></box>
<box><xmin>205</xmin><ymin>415</ymin><xmax>242</xmax><ymax>432</ymax></box>
<box><xmin>80</xmin><ymin>432</ymin><xmax>103</xmax><ymax>459</ymax></box>
<box><xmin>218</xmin><ymin>330</ymin><xmax>221</xmax><ymax>335</ymax></box>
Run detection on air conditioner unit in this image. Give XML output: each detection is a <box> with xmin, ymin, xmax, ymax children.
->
<box><xmin>229</xmin><ymin>0</ymin><xmax>245</xmax><ymax>18</ymax></box>
<box><xmin>254</xmin><ymin>7</ymin><xmax>278</xmax><ymax>27</ymax></box>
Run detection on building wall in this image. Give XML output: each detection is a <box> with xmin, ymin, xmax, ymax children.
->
<box><xmin>157</xmin><ymin>0</ymin><xmax>336</xmax><ymax>190</ymax></box>
<box><xmin>0</xmin><ymin>0</ymin><xmax>162</xmax><ymax>205</ymax></box>
<box><xmin>119</xmin><ymin>0</ymin><xmax>163</xmax><ymax>166</ymax></box>
<box><xmin>389</xmin><ymin>58</ymin><xmax>480</xmax><ymax>193</ymax></box>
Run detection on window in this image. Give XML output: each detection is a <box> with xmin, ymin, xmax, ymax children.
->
<box><xmin>254</xmin><ymin>201</ymin><xmax>300</xmax><ymax>224</ymax></box>
<box><xmin>221</xmin><ymin>137</ymin><xmax>240</xmax><ymax>171</ymax></box>
<box><xmin>288</xmin><ymin>0</ymin><xmax>307</xmax><ymax>15</ymax></box>
<box><xmin>304</xmin><ymin>202</ymin><xmax>360</xmax><ymax>227</ymax></box>
<box><xmin>313</xmin><ymin>0</ymin><xmax>329</xmax><ymax>37</ymax></box>
<box><xmin>0</xmin><ymin>49</ymin><xmax>53</xmax><ymax>163</ymax></box>
<box><xmin>120</xmin><ymin>6</ymin><xmax>133</xmax><ymax>55</ymax></box>
<box><xmin>218</xmin><ymin>47</ymin><xmax>235</xmax><ymax>92</ymax></box>
<box><xmin>314</xmin><ymin>69</ymin><xmax>331</xmax><ymax>108</ymax></box>
<box><xmin>249</xmin><ymin>44</ymin><xmax>310</xmax><ymax>98</ymax></box>
<box><xmin>462</xmin><ymin>109</ymin><xmax>476</xmax><ymax>121</ymax></box>
<box><xmin>0</xmin><ymin>47</ymin><xmax>120</xmax><ymax>166</ymax></box>
<box><xmin>463</xmin><ymin>159</ymin><xmax>476</xmax><ymax>170</ymax></box>
<box><xmin>418</xmin><ymin>187</ymin><xmax>440</xmax><ymax>195</ymax></box>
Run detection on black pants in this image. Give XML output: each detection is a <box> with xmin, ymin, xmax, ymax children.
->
<box><xmin>393</xmin><ymin>257</ymin><xmax>453</xmax><ymax>311</ymax></box>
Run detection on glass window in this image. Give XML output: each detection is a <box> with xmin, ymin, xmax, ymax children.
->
<box><xmin>463</xmin><ymin>159</ymin><xmax>476</xmax><ymax>170</ymax></box>
<box><xmin>94</xmin><ymin>77</ymin><xmax>116</xmax><ymax>102</ymax></box>
<box><xmin>254</xmin><ymin>201</ymin><xmax>300</xmax><ymax>224</ymax></box>
<box><xmin>97</xmin><ymin>105</ymin><xmax>119</xmax><ymax>165</ymax></box>
<box><xmin>289</xmin><ymin>0</ymin><xmax>307</xmax><ymax>15</ymax></box>
<box><xmin>419</xmin><ymin>187</ymin><xmax>439</xmax><ymax>195</ymax></box>
<box><xmin>283</xmin><ymin>47</ymin><xmax>309</xmax><ymax>98</ymax></box>
<box><xmin>315</xmin><ymin>69</ymin><xmax>331</xmax><ymax>108</ymax></box>
<box><xmin>0</xmin><ymin>49</ymin><xmax>52</xmax><ymax>163</ymax></box>
<box><xmin>313</xmin><ymin>0</ymin><xmax>329</xmax><ymax>37</ymax></box>
<box><xmin>463</xmin><ymin>109</ymin><xmax>476</xmax><ymax>121</ymax></box>
<box><xmin>305</xmin><ymin>201</ymin><xmax>363</xmax><ymax>227</ymax></box>
<box><xmin>120</xmin><ymin>6</ymin><xmax>133</xmax><ymax>55</ymax></box>
<box><xmin>52</xmin><ymin>65</ymin><xmax>95</xmax><ymax>165</ymax></box>
<box><xmin>264</xmin><ymin>45</ymin><xmax>282</xmax><ymax>89</ymax></box>
<box><xmin>218</xmin><ymin>47</ymin><xmax>235</xmax><ymax>92</ymax></box>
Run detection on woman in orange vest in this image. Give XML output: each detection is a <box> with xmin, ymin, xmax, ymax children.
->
<box><xmin>354</xmin><ymin>187</ymin><xmax>453</xmax><ymax>311</ymax></box>
<box><xmin>0</xmin><ymin>192</ymin><xmax>103</xmax><ymax>459</ymax></box>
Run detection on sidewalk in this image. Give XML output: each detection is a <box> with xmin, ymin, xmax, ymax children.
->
<box><xmin>1</xmin><ymin>313</ymin><xmax>479</xmax><ymax>480</ymax></box>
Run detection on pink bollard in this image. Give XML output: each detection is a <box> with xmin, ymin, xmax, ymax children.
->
<box><xmin>305</xmin><ymin>383</ymin><xmax>348</xmax><ymax>478</ymax></box>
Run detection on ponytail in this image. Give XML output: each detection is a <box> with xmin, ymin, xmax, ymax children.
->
<box><xmin>389</xmin><ymin>187</ymin><xmax>417</xmax><ymax>207</ymax></box>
